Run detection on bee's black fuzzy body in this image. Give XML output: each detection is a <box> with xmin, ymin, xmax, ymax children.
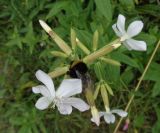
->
<box><xmin>67</xmin><ymin>61</ymin><xmax>88</xmax><ymax>78</ymax></box>
<box><xmin>67</xmin><ymin>61</ymin><xmax>93</xmax><ymax>91</ymax></box>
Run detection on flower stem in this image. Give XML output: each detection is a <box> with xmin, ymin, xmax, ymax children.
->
<box><xmin>101</xmin><ymin>84</ymin><xmax>110</xmax><ymax>109</ymax></box>
<box><xmin>83</xmin><ymin>39</ymin><xmax>120</xmax><ymax>63</ymax></box>
<box><xmin>113</xmin><ymin>40</ymin><xmax>160</xmax><ymax>133</ymax></box>
<box><xmin>48</xmin><ymin>66</ymin><xmax>69</xmax><ymax>78</ymax></box>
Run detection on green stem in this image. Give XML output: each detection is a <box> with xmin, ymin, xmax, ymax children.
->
<box><xmin>113</xmin><ymin>40</ymin><xmax>160</xmax><ymax>133</ymax></box>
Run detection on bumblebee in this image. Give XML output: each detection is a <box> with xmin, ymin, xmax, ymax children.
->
<box><xmin>67</xmin><ymin>60</ymin><xmax>88</xmax><ymax>78</ymax></box>
<box><xmin>67</xmin><ymin>60</ymin><xmax>95</xmax><ymax>106</ymax></box>
<box><xmin>67</xmin><ymin>60</ymin><xmax>92</xmax><ymax>90</ymax></box>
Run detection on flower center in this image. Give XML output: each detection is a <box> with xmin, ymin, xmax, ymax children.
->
<box><xmin>52</xmin><ymin>97</ymin><xmax>62</xmax><ymax>108</ymax></box>
<box><xmin>120</xmin><ymin>34</ymin><xmax>130</xmax><ymax>42</ymax></box>
<box><xmin>54</xmin><ymin>97</ymin><xmax>61</xmax><ymax>104</ymax></box>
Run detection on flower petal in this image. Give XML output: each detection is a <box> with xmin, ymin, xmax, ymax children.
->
<box><xmin>112</xmin><ymin>24</ymin><xmax>122</xmax><ymax>37</ymax></box>
<box><xmin>62</xmin><ymin>97</ymin><xmax>90</xmax><ymax>112</ymax></box>
<box><xmin>32</xmin><ymin>85</ymin><xmax>42</xmax><ymax>93</ymax></box>
<box><xmin>91</xmin><ymin>111</ymin><xmax>105</xmax><ymax>124</ymax></box>
<box><xmin>35</xmin><ymin>70</ymin><xmax>55</xmax><ymax>97</ymax></box>
<box><xmin>110</xmin><ymin>114</ymin><xmax>116</xmax><ymax>123</ymax></box>
<box><xmin>99</xmin><ymin>112</ymin><xmax>106</xmax><ymax>118</ymax></box>
<box><xmin>125</xmin><ymin>39</ymin><xmax>147</xmax><ymax>51</ymax></box>
<box><xmin>104</xmin><ymin>113</ymin><xmax>115</xmax><ymax>124</ymax></box>
<box><xmin>123</xmin><ymin>41</ymin><xmax>132</xmax><ymax>50</ymax></box>
<box><xmin>127</xmin><ymin>21</ymin><xmax>143</xmax><ymax>37</ymax></box>
<box><xmin>35</xmin><ymin>97</ymin><xmax>51</xmax><ymax>110</ymax></box>
<box><xmin>117</xmin><ymin>14</ymin><xmax>126</xmax><ymax>35</ymax></box>
<box><xmin>56</xmin><ymin>79</ymin><xmax>82</xmax><ymax>98</ymax></box>
<box><xmin>32</xmin><ymin>85</ymin><xmax>50</xmax><ymax>97</ymax></box>
<box><xmin>111</xmin><ymin>109</ymin><xmax>128</xmax><ymax>117</ymax></box>
<box><xmin>57</xmin><ymin>103</ymin><xmax>72</xmax><ymax>115</ymax></box>
<box><xmin>90</xmin><ymin>106</ymin><xmax>100</xmax><ymax>126</ymax></box>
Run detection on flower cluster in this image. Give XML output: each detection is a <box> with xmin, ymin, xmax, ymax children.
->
<box><xmin>32</xmin><ymin>14</ymin><xmax>147</xmax><ymax>126</ymax></box>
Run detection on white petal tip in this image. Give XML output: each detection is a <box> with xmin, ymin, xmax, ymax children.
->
<box><xmin>91</xmin><ymin>118</ymin><xmax>100</xmax><ymax>126</ymax></box>
<box><xmin>58</xmin><ymin>105</ymin><xmax>72</xmax><ymax>115</ymax></box>
<box><xmin>124</xmin><ymin>37</ymin><xmax>147</xmax><ymax>51</ymax></box>
<box><xmin>35</xmin><ymin>97</ymin><xmax>50</xmax><ymax>110</ymax></box>
<box><xmin>35</xmin><ymin>69</ymin><xmax>43</xmax><ymax>75</ymax></box>
<box><xmin>39</xmin><ymin>20</ymin><xmax>52</xmax><ymax>33</ymax></box>
<box><xmin>77</xmin><ymin>103</ymin><xmax>90</xmax><ymax>112</ymax></box>
<box><xmin>86</xmin><ymin>105</ymin><xmax>90</xmax><ymax>110</ymax></box>
<box><xmin>118</xmin><ymin>14</ymin><xmax>125</xmax><ymax>19</ymax></box>
<box><xmin>95</xmin><ymin>122</ymin><xmax>100</xmax><ymax>126</ymax></box>
<box><xmin>82</xmin><ymin>105</ymin><xmax>90</xmax><ymax>112</ymax></box>
<box><xmin>60</xmin><ymin>112</ymin><xmax>72</xmax><ymax>115</ymax></box>
<box><xmin>137</xmin><ymin>20</ymin><xmax>143</xmax><ymax>25</ymax></box>
<box><xmin>35</xmin><ymin>69</ymin><xmax>49</xmax><ymax>79</ymax></box>
<box><xmin>127</xmin><ymin>20</ymin><xmax>144</xmax><ymax>37</ymax></box>
<box><xmin>122</xmin><ymin>112</ymin><xmax>128</xmax><ymax>117</ymax></box>
<box><xmin>35</xmin><ymin>104</ymin><xmax>45</xmax><ymax>110</ymax></box>
<box><xmin>32</xmin><ymin>87</ymin><xmax>39</xmax><ymax>93</ymax></box>
<box><xmin>136</xmin><ymin>21</ymin><xmax>144</xmax><ymax>30</ymax></box>
<box><xmin>111</xmin><ymin>109</ymin><xmax>128</xmax><ymax>118</ymax></box>
<box><xmin>35</xmin><ymin>69</ymin><xmax>44</xmax><ymax>79</ymax></box>
<box><xmin>142</xmin><ymin>42</ymin><xmax>147</xmax><ymax>51</ymax></box>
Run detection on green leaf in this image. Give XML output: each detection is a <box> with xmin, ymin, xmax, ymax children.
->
<box><xmin>119</xmin><ymin>0</ymin><xmax>135</xmax><ymax>10</ymax></box>
<box><xmin>152</xmin><ymin>108</ymin><xmax>160</xmax><ymax>133</ymax></box>
<box><xmin>76</xmin><ymin>29</ymin><xmax>92</xmax><ymax>47</ymax></box>
<box><xmin>137</xmin><ymin>4</ymin><xmax>160</xmax><ymax>18</ymax></box>
<box><xmin>152</xmin><ymin>82</ymin><xmax>160</xmax><ymax>97</ymax></box>
<box><xmin>18</xmin><ymin>125</ymin><xmax>32</xmax><ymax>133</ymax></box>
<box><xmin>94</xmin><ymin>62</ymin><xmax>105</xmax><ymax>80</ymax></box>
<box><xmin>121</xmin><ymin>67</ymin><xmax>134</xmax><ymax>85</ymax></box>
<box><xmin>134</xmin><ymin>114</ymin><xmax>145</xmax><ymax>128</ymax></box>
<box><xmin>105</xmin><ymin>63</ymin><xmax>120</xmax><ymax>83</ymax></box>
<box><xmin>137</xmin><ymin>33</ymin><xmax>157</xmax><ymax>46</ymax></box>
<box><xmin>23</xmin><ymin>22</ymin><xmax>37</xmax><ymax>54</ymax></box>
<box><xmin>6</xmin><ymin>26</ymin><xmax>23</xmax><ymax>49</ymax></box>
<box><xmin>112</xmin><ymin>52</ymin><xmax>139</xmax><ymax>68</ymax></box>
<box><xmin>95</xmin><ymin>0</ymin><xmax>112</xmax><ymax>22</ymax></box>
<box><xmin>9</xmin><ymin>117</ymin><xmax>25</xmax><ymax>125</ymax></box>
<box><xmin>46</xmin><ymin>1</ymin><xmax>69</xmax><ymax>19</ymax></box>
<box><xmin>144</xmin><ymin>62</ymin><xmax>160</xmax><ymax>81</ymax></box>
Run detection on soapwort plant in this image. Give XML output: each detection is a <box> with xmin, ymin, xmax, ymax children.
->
<box><xmin>32</xmin><ymin>14</ymin><xmax>147</xmax><ymax>126</ymax></box>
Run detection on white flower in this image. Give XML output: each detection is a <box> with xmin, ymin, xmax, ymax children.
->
<box><xmin>112</xmin><ymin>14</ymin><xmax>147</xmax><ymax>51</ymax></box>
<box><xmin>32</xmin><ymin>70</ymin><xmax>90</xmax><ymax>115</ymax></box>
<box><xmin>99</xmin><ymin>108</ymin><xmax>127</xmax><ymax>124</ymax></box>
<box><xmin>90</xmin><ymin>106</ymin><xmax>100</xmax><ymax>126</ymax></box>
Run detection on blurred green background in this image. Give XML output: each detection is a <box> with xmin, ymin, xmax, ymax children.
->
<box><xmin>0</xmin><ymin>0</ymin><xmax>160</xmax><ymax>133</ymax></box>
